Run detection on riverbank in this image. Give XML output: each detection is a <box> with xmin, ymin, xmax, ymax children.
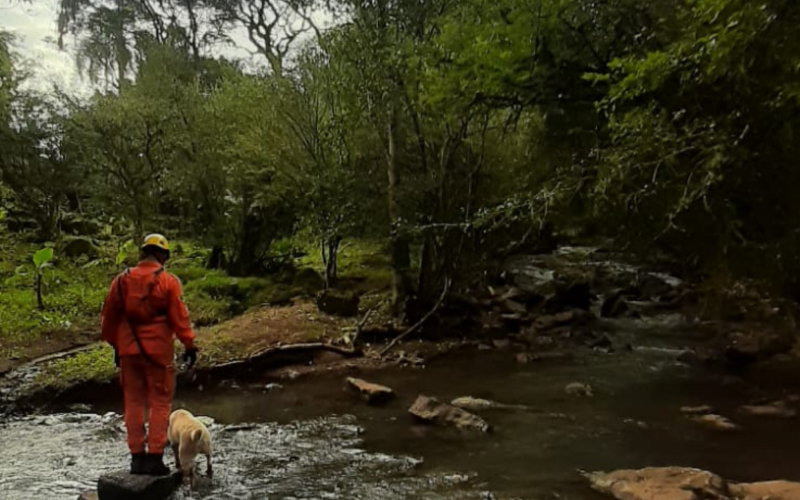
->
<box><xmin>3</xmin><ymin>244</ymin><xmax>799</xmax><ymax>414</ymax></box>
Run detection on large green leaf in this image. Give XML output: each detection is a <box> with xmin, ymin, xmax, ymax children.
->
<box><xmin>33</xmin><ymin>247</ymin><xmax>54</xmax><ymax>268</ymax></box>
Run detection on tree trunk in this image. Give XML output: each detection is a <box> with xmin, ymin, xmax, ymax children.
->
<box><xmin>207</xmin><ymin>244</ymin><xmax>225</xmax><ymax>269</ymax></box>
<box><xmin>36</xmin><ymin>272</ymin><xmax>44</xmax><ymax>311</ymax></box>
<box><xmin>323</xmin><ymin>236</ymin><xmax>342</xmax><ymax>289</ymax></box>
<box><xmin>385</xmin><ymin>104</ymin><xmax>408</xmax><ymax>317</ymax></box>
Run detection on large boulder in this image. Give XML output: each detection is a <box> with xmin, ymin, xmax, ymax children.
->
<box><xmin>62</xmin><ymin>236</ymin><xmax>100</xmax><ymax>260</ymax></box>
<box><xmin>97</xmin><ymin>471</ymin><xmax>182</xmax><ymax>500</ymax></box>
<box><xmin>586</xmin><ymin>467</ymin><xmax>800</xmax><ymax>500</ymax></box>
<box><xmin>635</xmin><ymin>273</ymin><xmax>675</xmax><ymax>301</ymax></box>
<box><xmin>730</xmin><ymin>480</ymin><xmax>800</xmax><ymax>500</ymax></box>
<box><xmin>409</xmin><ymin>395</ymin><xmax>490</xmax><ymax>432</ymax></box>
<box><xmin>316</xmin><ymin>290</ymin><xmax>360</xmax><ymax>317</ymax></box>
<box><xmin>293</xmin><ymin>268</ymin><xmax>325</xmax><ymax>292</ymax></box>
<box><xmin>347</xmin><ymin>377</ymin><xmax>394</xmax><ymax>404</ymax></box>
<box><xmin>724</xmin><ymin>329</ymin><xmax>796</xmax><ymax>368</ymax></box>
<box><xmin>601</xmin><ymin>290</ymin><xmax>631</xmax><ymax>318</ymax></box>
<box><xmin>544</xmin><ymin>280</ymin><xmax>592</xmax><ymax>312</ymax></box>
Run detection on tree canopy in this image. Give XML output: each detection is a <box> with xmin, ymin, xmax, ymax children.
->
<box><xmin>3</xmin><ymin>0</ymin><xmax>799</xmax><ymax>302</ymax></box>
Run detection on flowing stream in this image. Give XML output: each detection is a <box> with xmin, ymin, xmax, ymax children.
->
<box><xmin>3</xmin><ymin>315</ymin><xmax>800</xmax><ymax>500</ymax></box>
<box><xmin>3</xmin><ymin>250</ymin><xmax>800</xmax><ymax>499</ymax></box>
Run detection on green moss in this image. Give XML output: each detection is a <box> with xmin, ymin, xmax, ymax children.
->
<box><xmin>34</xmin><ymin>344</ymin><xmax>117</xmax><ymax>390</ymax></box>
<box><xmin>296</xmin><ymin>238</ymin><xmax>394</xmax><ymax>291</ymax></box>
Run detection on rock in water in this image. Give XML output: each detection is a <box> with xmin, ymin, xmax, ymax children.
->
<box><xmin>680</xmin><ymin>405</ymin><xmax>715</xmax><ymax>415</ymax></box>
<box><xmin>601</xmin><ymin>290</ymin><xmax>630</xmax><ymax>318</ymax></box>
<box><xmin>739</xmin><ymin>401</ymin><xmax>797</xmax><ymax>418</ymax></box>
<box><xmin>586</xmin><ymin>467</ymin><xmax>800</xmax><ymax>500</ymax></box>
<box><xmin>450</xmin><ymin>396</ymin><xmax>528</xmax><ymax>412</ymax></box>
<box><xmin>730</xmin><ymin>480</ymin><xmax>800</xmax><ymax>500</ymax></box>
<box><xmin>585</xmin><ymin>467</ymin><xmax>728</xmax><ymax>500</ymax></box>
<box><xmin>635</xmin><ymin>273</ymin><xmax>674</xmax><ymax>301</ymax></box>
<box><xmin>690</xmin><ymin>413</ymin><xmax>739</xmax><ymax>432</ymax></box>
<box><xmin>347</xmin><ymin>377</ymin><xmax>395</xmax><ymax>404</ymax></box>
<box><xmin>409</xmin><ymin>395</ymin><xmax>490</xmax><ymax>432</ymax></box>
<box><xmin>78</xmin><ymin>492</ymin><xmax>98</xmax><ymax>500</ymax></box>
<box><xmin>565</xmin><ymin>382</ymin><xmax>593</xmax><ymax>397</ymax></box>
<box><xmin>97</xmin><ymin>471</ymin><xmax>182</xmax><ymax>500</ymax></box>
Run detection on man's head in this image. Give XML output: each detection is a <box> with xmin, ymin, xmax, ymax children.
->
<box><xmin>140</xmin><ymin>233</ymin><xmax>170</xmax><ymax>264</ymax></box>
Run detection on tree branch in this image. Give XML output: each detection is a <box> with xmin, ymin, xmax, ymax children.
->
<box><xmin>380</xmin><ymin>278</ymin><xmax>451</xmax><ymax>357</ymax></box>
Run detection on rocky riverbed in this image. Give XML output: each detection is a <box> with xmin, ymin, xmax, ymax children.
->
<box><xmin>2</xmin><ymin>246</ymin><xmax>800</xmax><ymax>499</ymax></box>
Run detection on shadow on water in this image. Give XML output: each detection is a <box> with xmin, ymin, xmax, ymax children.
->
<box><xmin>3</xmin><ymin>316</ymin><xmax>800</xmax><ymax>499</ymax></box>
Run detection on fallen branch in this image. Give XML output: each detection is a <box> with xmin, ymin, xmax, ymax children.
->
<box><xmin>380</xmin><ymin>278</ymin><xmax>452</xmax><ymax>358</ymax></box>
<box><xmin>248</xmin><ymin>342</ymin><xmax>361</xmax><ymax>360</ymax></box>
<box><xmin>350</xmin><ymin>308</ymin><xmax>374</xmax><ymax>348</ymax></box>
<box><xmin>179</xmin><ymin>342</ymin><xmax>363</xmax><ymax>385</ymax></box>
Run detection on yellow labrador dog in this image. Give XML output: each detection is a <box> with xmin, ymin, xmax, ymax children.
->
<box><xmin>168</xmin><ymin>409</ymin><xmax>213</xmax><ymax>485</ymax></box>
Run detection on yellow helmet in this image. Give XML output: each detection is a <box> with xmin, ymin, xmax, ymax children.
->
<box><xmin>141</xmin><ymin>233</ymin><xmax>170</xmax><ymax>252</ymax></box>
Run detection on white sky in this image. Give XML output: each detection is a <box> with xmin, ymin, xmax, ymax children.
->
<box><xmin>0</xmin><ymin>0</ymin><xmax>87</xmax><ymax>96</ymax></box>
<box><xmin>0</xmin><ymin>0</ymin><xmax>335</xmax><ymax>98</ymax></box>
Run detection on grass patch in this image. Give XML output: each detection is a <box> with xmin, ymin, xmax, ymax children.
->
<box><xmin>34</xmin><ymin>344</ymin><xmax>117</xmax><ymax>390</ymax></box>
<box><xmin>0</xmin><ymin>236</ymin><xmax>256</xmax><ymax>364</ymax></box>
<box><xmin>297</xmin><ymin>239</ymin><xmax>394</xmax><ymax>292</ymax></box>
<box><xmin>0</xmin><ymin>236</ymin><xmax>396</xmax><ymax>369</ymax></box>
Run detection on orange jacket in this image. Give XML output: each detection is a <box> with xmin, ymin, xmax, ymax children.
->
<box><xmin>101</xmin><ymin>261</ymin><xmax>196</xmax><ymax>366</ymax></box>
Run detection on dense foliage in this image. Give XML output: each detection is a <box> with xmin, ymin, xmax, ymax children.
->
<box><xmin>2</xmin><ymin>0</ymin><xmax>799</xmax><ymax>310</ymax></box>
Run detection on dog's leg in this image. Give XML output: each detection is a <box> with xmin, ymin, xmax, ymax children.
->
<box><xmin>205</xmin><ymin>453</ymin><xmax>213</xmax><ymax>478</ymax></box>
<box><xmin>171</xmin><ymin>443</ymin><xmax>181</xmax><ymax>470</ymax></box>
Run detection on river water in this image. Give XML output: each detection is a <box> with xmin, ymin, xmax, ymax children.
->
<box><xmin>2</xmin><ymin>315</ymin><xmax>800</xmax><ymax>499</ymax></box>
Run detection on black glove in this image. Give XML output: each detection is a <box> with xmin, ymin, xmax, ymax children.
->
<box><xmin>114</xmin><ymin>349</ymin><xmax>120</xmax><ymax>368</ymax></box>
<box><xmin>182</xmin><ymin>348</ymin><xmax>198</xmax><ymax>369</ymax></box>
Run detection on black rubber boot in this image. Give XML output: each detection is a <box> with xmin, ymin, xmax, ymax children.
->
<box><xmin>144</xmin><ymin>453</ymin><xmax>171</xmax><ymax>476</ymax></box>
<box><xmin>130</xmin><ymin>453</ymin><xmax>147</xmax><ymax>475</ymax></box>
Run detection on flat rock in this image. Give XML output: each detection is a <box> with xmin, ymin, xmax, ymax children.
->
<box><xmin>78</xmin><ymin>492</ymin><xmax>98</xmax><ymax>500</ymax></box>
<box><xmin>730</xmin><ymin>480</ymin><xmax>800</xmax><ymax>500</ymax></box>
<box><xmin>680</xmin><ymin>405</ymin><xmax>714</xmax><ymax>415</ymax></box>
<box><xmin>409</xmin><ymin>395</ymin><xmax>490</xmax><ymax>432</ymax></box>
<box><xmin>690</xmin><ymin>413</ymin><xmax>739</xmax><ymax>432</ymax></box>
<box><xmin>585</xmin><ymin>467</ymin><xmax>727</xmax><ymax>500</ymax></box>
<box><xmin>739</xmin><ymin>401</ymin><xmax>796</xmax><ymax>418</ymax></box>
<box><xmin>586</xmin><ymin>467</ymin><xmax>800</xmax><ymax>500</ymax></box>
<box><xmin>450</xmin><ymin>396</ymin><xmax>528</xmax><ymax>412</ymax></box>
<box><xmin>97</xmin><ymin>471</ymin><xmax>182</xmax><ymax>500</ymax></box>
<box><xmin>346</xmin><ymin>377</ymin><xmax>395</xmax><ymax>404</ymax></box>
<box><xmin>492</xmin><ymin>339</ymin><xmax>512</xmax><ymax>349</ymax></box>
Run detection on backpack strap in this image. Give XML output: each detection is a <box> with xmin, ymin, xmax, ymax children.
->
<box><xmin>118</xmin><ymin>267</ymin><xmax>168</xmax><ymax>368</ymax></box>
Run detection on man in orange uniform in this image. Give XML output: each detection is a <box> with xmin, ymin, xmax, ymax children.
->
<box><xmin>101</xmin><ymin>234</ymin><xmax>199</xmax><ymax>476</ymax></box>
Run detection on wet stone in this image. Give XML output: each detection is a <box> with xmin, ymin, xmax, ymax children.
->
<box><xmin>347</xmin><ymin>377</ymin><xmax>395</xmax><ymax>404</ymax></box>
<box><xmin>97</xmin><ymin>471</ymin><xmax>182</xmax><ymax>500</ymax></box>
<box><xmin>78</xmin><ymin>492</ymin><xmax>98</xmax><ymax>500</ymax></box>
<box><xmin>409</xmin><ymin>395</ymin><xmax>490</xmax><ymax>432</ymax></box>
<box><xmin>564</xmin><ymin>382</ymin><xmax>593</xmax><ymax>397</ymax></box>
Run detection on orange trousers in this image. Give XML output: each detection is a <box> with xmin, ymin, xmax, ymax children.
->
<box><xmin>119</xmin><ymin>356</ymin><xmax>175</xmax><ymax>454</ymax></box>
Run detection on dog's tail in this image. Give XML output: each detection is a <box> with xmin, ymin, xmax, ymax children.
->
<box><xmin>191</xmin><ymin>429</ymin><xmax>203</xmax><ymax>443</ymax></box>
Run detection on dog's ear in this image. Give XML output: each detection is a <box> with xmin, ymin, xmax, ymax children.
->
<box><xmin>192</xmin><ymin>429</ymin><xmax>203</xmax><ymax>442</ymax></box>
